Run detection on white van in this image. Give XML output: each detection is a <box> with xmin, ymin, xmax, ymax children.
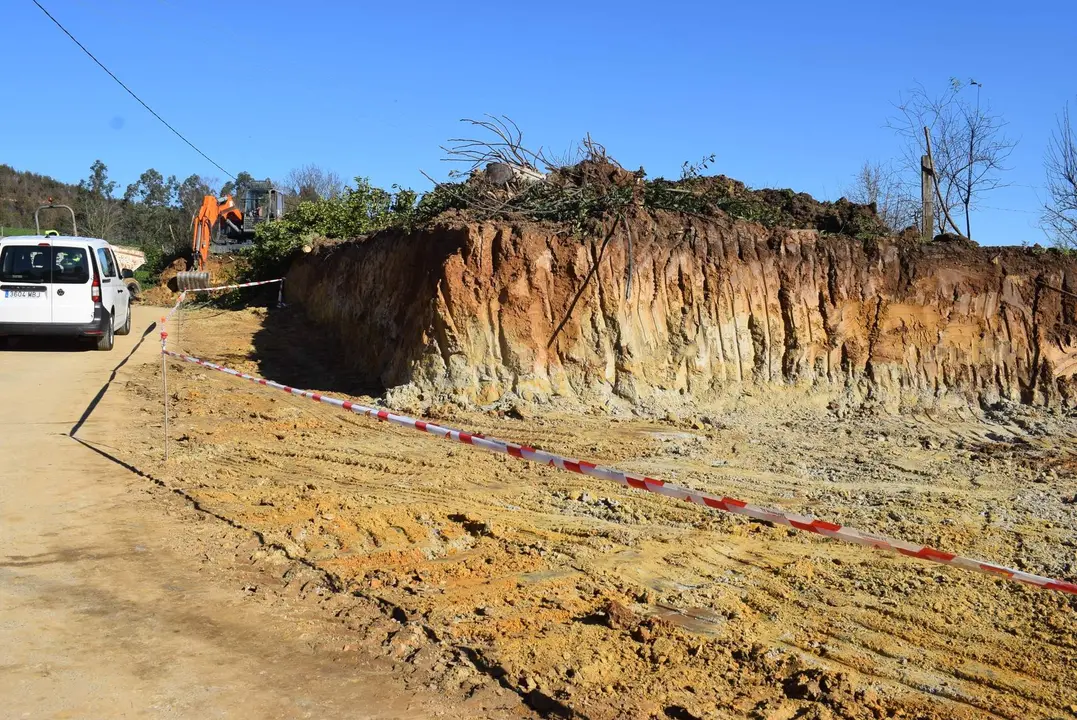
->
<box><xmin>0</xmin><ymin>235</ymin><xmax>132</xmax><ymax>351</ymax></box>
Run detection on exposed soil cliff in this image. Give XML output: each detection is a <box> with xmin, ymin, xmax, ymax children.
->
<box><xmin>286</xmin><ymin>212</ymin><xmax>1077</xmax><ymax>411</ymax></box>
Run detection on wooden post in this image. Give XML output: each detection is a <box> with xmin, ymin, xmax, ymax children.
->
<box><xmin>921</xmin><ymin>153</ymin><xmax>935</xmax><ymax>241</ymax></box>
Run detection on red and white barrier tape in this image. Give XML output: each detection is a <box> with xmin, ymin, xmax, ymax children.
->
<box><xmin>159</xmin><ymin>292</ymin><xmax>185</xmax><ymax>349</ymax></box>
<box><xmin>159</xmin><ymin>279</ymin><xmax>284</xmax><ymax>349</ymax></box>
<box><xmin>159</xmin><ymin>348</ymin><xmax>1077</xmax><ymax>597</ymax></box>
<box><xmin>180</xmin><ymin>278</ymin><xmax>284</xmax><ymax>294</ymax></box>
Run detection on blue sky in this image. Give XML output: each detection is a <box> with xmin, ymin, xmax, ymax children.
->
<box><xmin>3</xmin><ymin>0</ymin><xmax>1074</xmax><ymax>245</ymax></box>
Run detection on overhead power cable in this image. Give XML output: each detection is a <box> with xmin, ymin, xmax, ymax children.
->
<box><xmin>30</xmin><ymin>0</ymin><xmax>236</xmax><ymax>180</ymax></box>
<box><xmin>978</xmin><ymin>205</ymin><xmax>1040</xmax><ymax>215</ymax></box>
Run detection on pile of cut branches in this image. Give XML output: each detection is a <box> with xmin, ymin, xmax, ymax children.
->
<box><xmin>416</xmin><ymin>116</ymin><xmax>891</xmax><ymax>238</ymax></box>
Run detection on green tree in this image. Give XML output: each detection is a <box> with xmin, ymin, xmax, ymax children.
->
<box><xmin>124</xmin><ymin>168</ymin><xmax>178</xmax><ymax>207</ymax></box>
<box><xmin>77</xmin><ymin>160</ymin><xmax>121</xmax><ymax>240</ymax></box>
<box><xmin>220</xmin><ymin>171</ymin><xmax>254</xmax><ymax>202</ymax></box>
<box><xmin>177</xmin><ymin>174</ymin><xmax>218</xmax><ymax>220</ymax></box>
<box><xmin>246</xmin><ymin>177</ymin><xmax>416</xmax><ymax>278</ymax></box>
<box><xmin>120</xmin><ymin>168</ymin><xmax>186</xmax><ymax>264</ymax></box>
<box><xmin>79</xmin><ymin>159</ymin><xmax>116</xmax><ymax>197</ymax></box>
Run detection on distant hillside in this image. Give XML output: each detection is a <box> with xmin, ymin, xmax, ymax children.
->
<box><xmin>1</xmin><ymin>159</ymin><xmax>354</xmax><ymax>275</ymax></box>
<box><xmin>0</xmin><ymin>164</ymin><xmax>79</xmax><ymax>231</ymax></box>
<box><xmin>0</xmin><ymin>162</ymin><xmax>195</xmax><ymax>275</ymax></box>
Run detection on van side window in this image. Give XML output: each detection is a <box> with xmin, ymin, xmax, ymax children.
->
<box><xmin>109</xmin><ymin>249</ymin><xmax>123</xmax><ymax>277</ymax></box>
<box><xmin>96</xmin><ymin>248</ymin><xmax>117</xmax><ymax>278</ymax></box>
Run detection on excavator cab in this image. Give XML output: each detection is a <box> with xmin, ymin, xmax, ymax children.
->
<box><xmin>240</xmin><ymin>181</ymin><xmax>284</xmax><ymax>233</ymax></box>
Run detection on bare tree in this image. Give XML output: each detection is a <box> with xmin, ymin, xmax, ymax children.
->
<box><xmin>283</xmin><ymin>164</ymin><xmax>344</xmax><ymax>202</ymax></box>
<box><xmin>890</xmin><ymin>79</ymin><xmax>1016</xmax><ymax>239</ymax></box>
<box><xmin>1044</xmin><ymin>101</ymin><xmax>1077</xmax><ymax>249</ymax></box>
<box><xmin>440</xmin><ymin>117</ymin><xmax>618</xmax><ymax>186</ymax></box>
<box><xmin>845</xmin><ymin>161</ymin><xmax>919</xmax><ymax>233</ymax></box>
<box><xmin>442</xmin><ymin>115</ymin><xmax>551</xmax><ymax>178</ymax></box>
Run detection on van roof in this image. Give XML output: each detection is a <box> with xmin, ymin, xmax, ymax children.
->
<box><xmin>0</xmin><ymin>235</ymin><xmax>111</xmax><ymax>247</ymax></box>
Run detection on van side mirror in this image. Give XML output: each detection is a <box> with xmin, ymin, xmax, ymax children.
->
<box><xmin>121</xmin><ymin>268</ymin><xmax>134</xmax><ymax>279</ymax></box>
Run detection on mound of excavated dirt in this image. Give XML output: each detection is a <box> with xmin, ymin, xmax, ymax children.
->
<box><xmin>706</xmin><ymin>174</ymin><xmax>892</xmax><ymax>235</ymax></box>
<box><xmin>158</xmin><ymin>257</ymin><xmax>189</xmax><ymax>291</ymax></box>
<box><xmin>286</xmin><ymin>212</ymin><xmax>1077</xmax><ymax>413</ymax></box>
<box><xmin>550</xmin><ymin>158</ymin><xmax>642</xmax><ymax>190</ymax></box>
<box><xmin>144</xmin><ymin>255</ymin><xmax>250</xmax><ymax>305</ymax></box>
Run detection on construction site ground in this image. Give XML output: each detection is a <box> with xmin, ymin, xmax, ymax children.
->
<box><xmin>12</xmin><ymin>303</ymin><xmax>1075</xmax><ymax>719</ymax></box>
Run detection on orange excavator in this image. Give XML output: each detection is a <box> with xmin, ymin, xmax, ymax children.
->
<box><xmin>176</xmin><ymin>180</ymin><xmax>284</xmax><ymax>290</ymax></box>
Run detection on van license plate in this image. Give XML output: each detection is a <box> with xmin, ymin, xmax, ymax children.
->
<box><xmin>3</xmin><ymin>290</ymin><xmax>43</xmax><ymax>299</ymax></box>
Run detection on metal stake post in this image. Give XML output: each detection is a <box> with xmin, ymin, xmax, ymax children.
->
<box><xmin>162</xmin><ymin>350</ymin><xmax>169</xmax><ymax>461</ymax></box>
<box><xmin>161</xmin><ymin>316</ymin><xmax>170</xmax><ymax>461</ymax></box>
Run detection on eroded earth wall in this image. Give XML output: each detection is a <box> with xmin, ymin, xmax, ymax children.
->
<box><xmin>286</xmin><ymin>213</ymin><xmax>1077</xmax><ymax>410</ymax></box>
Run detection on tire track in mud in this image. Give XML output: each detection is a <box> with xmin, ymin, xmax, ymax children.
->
<box><xmin>810</xmin><ymin>619</ymin><xmax>1064</xmax><ymax>718</ymax></box>
<box><xmin>180</xmin><ymin>441</ymin><xmax>1072</xmax><ymax>714</ymax></box>
<box><xmin>714</xmin><ymin>554</ymin><xmax>1074</xmax><ymax>720</ymax></box>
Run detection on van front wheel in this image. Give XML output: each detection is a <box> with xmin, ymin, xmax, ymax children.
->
<box><xmin>96</xmin><ymin>312</ymin><xmax>114</xmax><ymax>351</ymax></box>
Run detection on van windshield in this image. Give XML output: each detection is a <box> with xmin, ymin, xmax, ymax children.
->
<box><xmin>0</xmin><ymin>245</ymin><xmax>90</xmax><ymax>284</ymax></box>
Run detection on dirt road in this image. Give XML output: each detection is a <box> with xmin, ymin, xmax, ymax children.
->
<box><xmin>0</xmin><ymin>307</ymin><xmax>518</xmax><ymax>719</ymax></box>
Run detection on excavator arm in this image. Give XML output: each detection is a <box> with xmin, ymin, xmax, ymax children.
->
<box><xmin>178</xmin><ymin>194</ymin><xmax>243</xmax><ymax>291</ymax></box>
<box><xmin>191</xmin><ymin>194</ymin><xmax>242</xmax><ymax>271</ymax></box>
